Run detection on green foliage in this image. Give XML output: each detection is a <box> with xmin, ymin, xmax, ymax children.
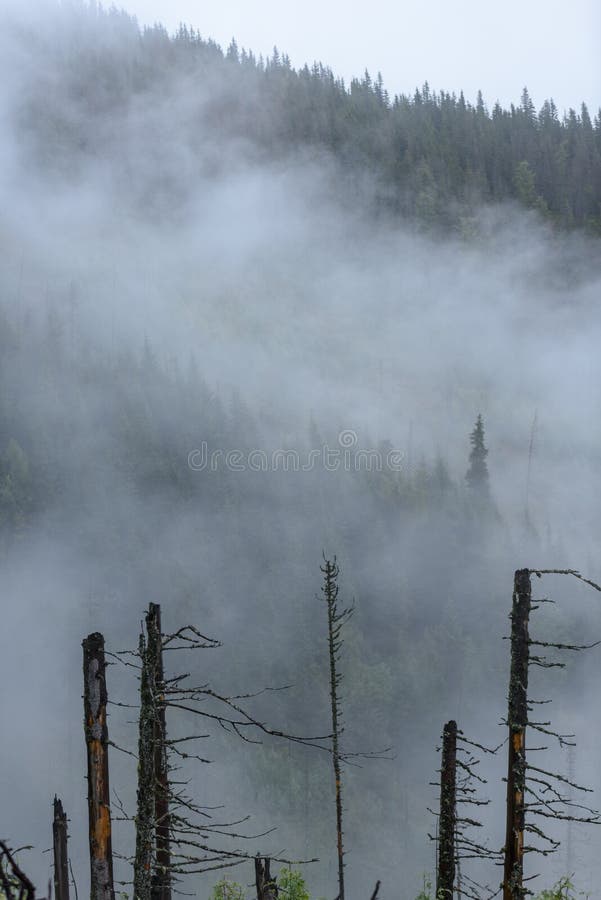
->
<box><xmin>534</xmin><ymin>877</ymin><xmax>576</xmax><ymax>900</ymax></box>
<box><xmin>414</xmin><ymin>874</ymin><xmax>433</xmax><ymax>900</ymax></box>
<box><xmin>0</xmin><ymin>877</ymin><xmax>19</xmax><ymax>900</ymax></box>
<box><xmin>209</xmin><ymin>878</ymin><xmax>246</xmax><ymax>900</ymax></box>
<box><xmin>206</xmin><ymin>869</ymin><xmax>312</xmax><ymax>900</ymax></box>
<box><xmin>277</xmin><ymin>868</ymin><xmax>310</xmax><ymax>900</ymax></box>
<box><xmin>514</xmin><ymin>160</ymin><xmax>538</xmax><ymax>208</ymax></box>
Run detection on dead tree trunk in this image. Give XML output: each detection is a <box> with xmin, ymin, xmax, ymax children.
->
<box><xmin>436</xmin><ymin>720</ymin><xmax>457</xmax><ymax>900</ymax></box>
<box><xmin>134</xmin><ymin>605</ymin><xmax>172</xmax><ymax>900</ymax></box>
<box><xmin>134</xmin><ymin>631</ymin><xmax>156</xmax><ymax>900</ymax></box>
<box><xmin>503</xmin><ymin>569</ymin><xmax>531</xmax><ymax>900</ymax></box>
<box><xmin>148</xmin><ymin>604</ymin><xmax>171</xmax><ymax>900</ymax></box>
<box><xmin>321</xmin><ymin>557</ymin><xmax>347</xmax><ymax>900</ymax></box>
<box><xmin>53</xmin><ymin>797</ymin><xmax>70</xmax><ymax>900</ymax></box>
<box><xmin>255</xmin><ymin>857</ymin><xmax>278</xmax><ymax>900</ymax></box>
<box><xmin>82</xmin><ymin>633</ymin><xmax>115</xmax><ymax>900</ymax></box>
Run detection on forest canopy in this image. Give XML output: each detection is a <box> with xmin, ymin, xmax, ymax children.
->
<box><xmin>5</xmin><ymin>3</ymin><xmax>601</xmax><ymax>234</ymax></box>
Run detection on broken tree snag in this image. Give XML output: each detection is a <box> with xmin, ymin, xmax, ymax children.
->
<box><xmin>254</xmin><ymin>857</ymin><xmax>278</xmax><ymax>900</ymax></box>
<box><xmin>53</xmin><ymin>797</ymin><xmax>70</xmax><ymax>900</ymax></box>
<box><xmin>147</xmin><ymin>604</ymin><xmax>171</xmax><ymax>900</ymax></box>
<box><xmin>321</xmin><ymin>556</ymin><xmax>352</xmax><ymax>900</ymax></box>
<box><xmin>134</xmin><ymin>604</ymin><xmax>171</xmax><ymax>900</ymax></box>
<box><xmin>436</xmin><ymin>720</ymin><xmax>457</xmax><ymax>900</ymax></box>
<box><xmin>134</xmin><ymin>630</ymin><xmax>156</xmax><ymax>900</ymax></box>
<box><xmin>503</xmin><ymin>569</ymin><xmax>531</xmax><ymax>900</ymax></box>
<box><xmin>82</xmin><ymin>632</ymin><xmax>115</xmax><ymax>900</ymax></box>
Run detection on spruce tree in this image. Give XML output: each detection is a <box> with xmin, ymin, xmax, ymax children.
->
<box><xmin>466</xmin><ymin>414</ymin><xmax>490</xmax><ymax>496</ymax></box>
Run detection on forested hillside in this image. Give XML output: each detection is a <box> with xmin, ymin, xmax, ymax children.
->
<box><xmin>2</xmin><ymin>4</ymin><xmax>601</xmax><ymax>900</ymax></box>
<box><xmin>6</xmin><ymin>4</ymin><xmax>601</xmax><ymax>232</ymax></box>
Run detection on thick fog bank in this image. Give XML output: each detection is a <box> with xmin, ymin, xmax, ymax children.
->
<box><xmin>1</xmin><ymin>5</ymin><xmax>601</xmax><ymax>899</ymax></box>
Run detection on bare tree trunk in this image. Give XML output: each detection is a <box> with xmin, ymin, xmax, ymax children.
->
<box><xmin>134</xmin><ymin>632</ymin><xmax>156</xmax><ymax>900</ymax></box>
<box><xmin>436</xmin><ymin>720</ymin><xmax>457</xmax><ymax>900</ymax></box>
<box><xmin>503</xmin><ymin>569</ymin><xmax>531</xmax><ymax>900</ymax></box>
<box><xmin>255</xmin><ymin>857</ymin><xmax>278</xmax><ymax>900</ymax></box>
<box><xmin>134</xmin><ymin>605</ymin><xmax>172</xmax><ymax>900</ymax></box>
<box><xmin>322</xmin><ymin>558</ymin><xmax>346</xmax><ymax>900</ymax></box>
<box><xmin>82</xmin><ymin>633</ymin><xmax>115</xmax><ymax>900</ymax></box>
<box><xmin>53</xmin><ymin>797</ymin><xmax>70</xmax><ymax>900</ymax></box>
<box><xmin>148</xmin><ymin>604</ymin><xmax>171</xmax><ymax>900</ymax></box>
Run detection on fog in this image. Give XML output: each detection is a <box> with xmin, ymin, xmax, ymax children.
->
<box><xmin>1</xmin><ymin>4</ymin><xmax>601</xmax><ymax>899</ymax></box>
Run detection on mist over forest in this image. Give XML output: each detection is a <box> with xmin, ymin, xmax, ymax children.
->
<box><xmin>1</xmin><ymin>4</ymin><xmax>601</xmax><ymax>900</ymax></box>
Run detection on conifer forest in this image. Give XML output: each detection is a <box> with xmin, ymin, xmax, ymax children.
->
<box><xmin>1</xmin><ymin>4</ymin><xmax>601</xmax><ymax>900</ymax></box>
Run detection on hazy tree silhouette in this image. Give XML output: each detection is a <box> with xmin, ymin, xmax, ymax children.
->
<box><xmin>466</xmin><ymin>415</ymin><xmax>490</xmax><ymax>498</ymax></box>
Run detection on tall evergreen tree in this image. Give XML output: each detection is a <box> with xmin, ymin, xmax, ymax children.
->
<box><xmin>465</xmin><ymin>414</ymin><xmax>490</xmax><ymax>496</ymax></box>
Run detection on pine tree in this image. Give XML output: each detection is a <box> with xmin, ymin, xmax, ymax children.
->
<box><xmin>226</xmin><ymin>38</ymin><xmax>239</xmax><ymax>63</ymax></box>
<box><xmin>465</xmin><ymin>414</ymin><xmax>490</xmax><ymax>496</ymax></box>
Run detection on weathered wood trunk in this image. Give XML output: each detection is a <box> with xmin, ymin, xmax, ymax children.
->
<box><xmin>134</xmin><ymin>631</ymin><xmax>156</xmax><ymax>900</ymax></box>
<box><xmin>436</xmin><ymin>720</ymin><xmax>457</xmax><ymax>900</ymax></box>
<box><xmin>53</xmin><ymin>797</ymin><xmax>70</xmax><ymax>900</ymax></box>
<box><xmin>134</xmin><ymin>604</ymin><xmax>172</xmax><ymax>900</ymax></box>
<box><xmin>148</xmin><ymin>604</ymin><xmax>171</xmax><ymax>900</ymax></box>
<box><xmin>503</xmin><ymin>569</ymin><xmax>531</xmax><ymax>900</ymax></box>
<box><xmin>82</xmin><ymin>633</ymin><xmax>115</xmax><ymax>900</ymax></box>
<box><xmin>255</xmin><ymin>857</ymin><xmax>278</xmax><ymax>900</ymax></box>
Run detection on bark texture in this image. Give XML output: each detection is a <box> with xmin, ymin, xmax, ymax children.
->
<box><xmin>82</xmin><ymin>632</ymin><xmax>115</xmax><ymax>900</ymax></box>
<box><xmin>503</xmin><ymin>569</ymin><xmax>531</xmax><ymax>900</ymax></box>
<box><xmin>134</xmin><ymin>604</ymin><xmax>171</xmax><ymax>900</ymax></box>
<box><xmin>134</xmin><ymin>631</ymin><xmax>156</xmax><ymax>900</ymax></box>
<box><xmin>53</xmin><ymin>797</ymin><xmax>70</xmax><ymax>900</ymax></box>
<box><xmin>255</xmin><ymin>857</ymin><xmax>278</xmax><ymax>900</ymax></box>
<box><xmin>148</xmin><ymin>604</ymin><xmax>171</xmax><ymax>900</ymax></box>
<box><xmin>436</xmin><ymin>720</ymin><xmax>457</xmax><ymax>900</ymax></box>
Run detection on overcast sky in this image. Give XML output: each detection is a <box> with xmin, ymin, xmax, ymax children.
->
<box><xmin>116</xmin><ymin>0</ymin><xmax>600</xmax><ymax>114</ymax></box>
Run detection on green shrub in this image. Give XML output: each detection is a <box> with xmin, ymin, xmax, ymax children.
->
<box><xmin>209</xmin><ymin>878</ymin><xmax>245</xmax><ymax>900</ymax></box>
<box><xmin>534</xmin><ymin>878</ymin><xmax>575</xmax><ymax>900</ymax></box>
<box><xmin>277</xmin><ymin>868</ymin><xmax>310</xmax><ymax>900</ymax></box>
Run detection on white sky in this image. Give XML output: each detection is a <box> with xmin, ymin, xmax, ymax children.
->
<box><xmin>118</xmin><ymin>0</ymin><xmax>601</xmax><ymax>114</ymax></box>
